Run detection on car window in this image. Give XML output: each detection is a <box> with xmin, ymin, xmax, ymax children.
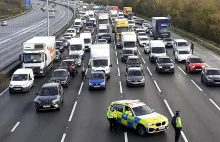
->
<box><xmin>157</xmin><ymin>58</ymin><xmax>172</xmax><ymax>63</ymax></box>
<box><xmin>128</xmin><ymin>70</ymin><xmax>142</xmax><ymax>76</ymax></box>
<box><xmin>190</xmin><ymin>58</ymin><xmax>203</xmax><ymax>63</ymax></box>
<box><xmin>178</xmin><ymin>42</ymin><xmax>188</xmax><ymax>46</ymax></box>
<box><xmin>132</xmin><ymin>105</ymin><xmax>153</xmax><ymax>116</ymax></box>
<box><xmin>207</xmin><ymin>70</ymin><xmax>220</xmax><ymax>75</ymax></box>
<box><xmin>113</xmin><ymin>104</ymin><xmax>123</xmax><ymax>112</ymax></box>
<box><xmin>40</xmin><ymin>87</ymin><xmax>58</xmax><ymax>96</ymax></box>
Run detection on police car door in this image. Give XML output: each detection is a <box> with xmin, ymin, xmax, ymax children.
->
<box><xmin>122</xmin><ymin>105</ymin><xmax>135</xmax><ymax>128</ymax></box>
<box><xmin>112</xmin><ymin>104</ymin><xmax>123</xmax><ymax>124</ymax></box>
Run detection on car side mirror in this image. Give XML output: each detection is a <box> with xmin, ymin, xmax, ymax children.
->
<box><xmin>35</xmin><ymin>93</ymin><xmax>38</xmax><ymax>96</ymax></box>
<box><xmin>187</xmin><ymin>61</ymin><xmax>190</xmax><ymax>64</ymax></box>
<box><xmin>125</xmin><ymin>73</ymin><xmax>127</xmax><ymax>76</ymax></box>
<box><xmin>109</xmin><ymin>64</ymin><xmax>113</xmax><ymax>67</ymax></box>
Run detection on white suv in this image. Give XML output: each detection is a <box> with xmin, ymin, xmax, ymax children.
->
<box><xmin>173</xmin><ymin>39</ymin><xmax>190</xmax><ymax>54</ymax></box>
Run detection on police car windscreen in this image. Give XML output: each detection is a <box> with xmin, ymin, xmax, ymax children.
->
<box><xmin>70</xmin><ymin>45</ymin><xmax>82</xmax><ymax>50</ymax></box>
<box><xmin>132</xmin><ymin>105</ymin><xmax>153</xmax><ymax>116</ymax></box>
<box><xmin>52</xmin><ymin>70</ymin><xmax>66</xmax><ymax>77</ymax></box>
<box><xmin>152</xmin><ymin>47</ymin><xmax>165</xmax><ymax>53</ymax></box>
<box><xmin>12</xmin><ymin>74</ymin><xmax>28</xmax><ymax>81</ymax></box>
<box><xmin>93</xmin><ymin>59</ymin><xmax>108</xmax><ymax>67</ymax></box>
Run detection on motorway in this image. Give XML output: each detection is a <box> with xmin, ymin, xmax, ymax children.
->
<box><xmin>0</xmin><ymin>10</ymin><xmax>220</xmax><ymax>142</ymax></box>
<box><xmin>0</xmin><ymin>0</ymin><xmax>73</xmax><ymax>70</ymax></box>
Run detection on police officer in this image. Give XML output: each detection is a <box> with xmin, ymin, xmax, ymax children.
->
<box><xmin>171</xmin><ymin>111</ymin><xmax>182</xmax><ymax>142</ymax></box>
<box><xmin>107</xmin><ymin>105</ymin><xmax>118</xmax><ymax>133</ymax></box>
<box><xmin>191</xmin><ymin>42</ymin><xmax>194</xmax><ymax>54</ymax></box>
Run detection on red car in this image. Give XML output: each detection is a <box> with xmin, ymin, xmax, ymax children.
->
<box><xmin>185</xmin><ymin>56</ymin><xmax>206</xmax><ymax>73</ymax></box>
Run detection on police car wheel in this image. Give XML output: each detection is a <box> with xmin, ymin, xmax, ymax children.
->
<box><xmin>137</xmin><ymin>125</ymin><xmax>146</xmax><ymax>136</ymax></box>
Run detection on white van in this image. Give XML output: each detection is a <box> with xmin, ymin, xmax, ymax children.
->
<box><xmin>149</xmin><ymin>40</ymin><xmax>167</xmax><ymax>63</ymax></box>
<box><xmin>74</xmin><ymin>19</ymin><xmax>83</xmax><ymax>29</ymax></box>
<box><xmin>80</xmin><ymin>32</ymin><xmax>92</xmax><ymax>51</ymax></box>
<box><xmin>9</xmin><ymin>68</ymin><xmax>34</xmax><ymax>93</ymax></box>
<box><xmin>69</xmin><ymin>38</ymin><xmax>85</xmax><ymax>58</ymax></box>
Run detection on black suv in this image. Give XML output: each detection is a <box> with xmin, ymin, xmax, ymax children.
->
<box><xmin>120</xmin><ymin>49</ymin><xmax>135</xmax><ymax>62</ymax></box>
<box><xmin>34</xmin><ymin>82</ymin><xmax>64</xmax><ymax>112</ymax></box>
<box><xmin>155</xmin><ymin>56</ymin><xmax>174</xmax><ymax>73</ymax></box>
<box><xmin>59</xmin><ymin>59</ymin><xmax>78</xmax><ymax>77</ymax></box>
<box><xmin>49</xmin><ymin>69</ymin><xmax>71</xmax><ymax>87</ymax></box>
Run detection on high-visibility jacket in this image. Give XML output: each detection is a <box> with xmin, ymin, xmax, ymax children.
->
<box><xmin>176</xmin><ymin>117</ymin><xmax>182</xmax><ymax>128</ymax></box>
<box><xmin>125</xmin><ymin>110</ymin><xmax>131</xmax><ymax>115</ymax></box>
<box><xmin>107</xmin><ymin>109</ymin><xmax>117</xmax><ymax>119</ymax></box>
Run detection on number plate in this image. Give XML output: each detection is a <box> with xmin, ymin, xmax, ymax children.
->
<box><xmin>43</xmin><ymin>105</ymin><xmax>51</xmax><ymax>108</ymax></box>
<box><xmin>14</xmin><ymin>88</ymin><xmax>21</xmax><ymax>90</ymax></box>
<box><xmin>159</xmin><ymin>126</ymin><xmax>165</xmax><ymax>130</ymax></box>
<box><xmin>165</xmin><ymin>69</ymin><xmax>169</xmax><ymax>71</ymax></box>
<box><xmin>94</xmin><ymin>86</ymin><xmax>100</xmax><ymax>88</ymax></box>
<box><xmin>196</xmin><ymin>69</ymin><xmax>201</xmax><ymax>70</ymax></box>
<box><xmin>215</xmin><ymin>82</ymin><xmax>220</xmax><ymax>84</ymax></box>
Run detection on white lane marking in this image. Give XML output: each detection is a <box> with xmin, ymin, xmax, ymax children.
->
<box><xmin>153</xmin><ymin>80</ymin><xmax>161</xmax><ymax>93</ymax></box>
<box><xmin>78</xmin><ymin>82</ymin><xmax>84</xmax><ymax>95</ymax></box>
<box><xmin>181</xmin><ymin>131</ymin><xmax>189</xmax><ymax>142</ymax></box>
<box><xmin>85</xmin><ymin>68</ymin><xmax>88</xmax><ymax>75</ymax></box>
<box><xmin>164</xmin><ymin>99</ymin><xmax>189</xmax><ymax>142</ymax></box>
<box><xmin>118</xmin><ymin>67</ymin><xmax>120</xmax><ymax>76</ymax></box>
<box><xmin>88</xmin><ymin>59</ymin><xmax>91</xmax><ymax>65</ymax></box>
<box><xmin>138</xmin><ymin>50</ymin><xmax>141</xmax><ymax>55</ymax></box>
<box><xmin>178</xmin><ymin>66</ymin><xmax>187</xmax><ymax>75</ymax></box>
<box><xmin>141</xmin><ymin>57</ymin><xmax>146</xmax><ymax>64</ymax></box>
<box><xmin>60</xmin><ymin>133</ymin><xmax>66</xmax><ymax>142</ymax></box>
<box><xmin>6</xmin><ymin>48</ymin><xmax>11</xmax><ymax>52</ymax></box>
<box><xmin>191</xmin><ymin>80</ymin><xmax>203</xmax><ymax>91</ymax></box>
<box><xmin>164</xmin><ymin>99</ymin><xmax>174</xmax><ymax>116</ymax></box>
<box><xmin>68</xmin><ymin>101</ymin><xmax>78</xmax><ymax>121</ymax></box>
<box><xmin>115</xmin><ymin>51</ymin><xmax>117</xmax><ymax>56</ymax></box>
<box><xmin>119</xmin><ymin>81</ymin><xmax>123</xmax><ymax>93</ymax></box>
<box><xmin>170</xmin><ymin>58</ymin><xmax>175</xmax><ymax>63</ymax></box>
<box><xmin>116</xmin><ymin>58</ymin><xmax>119</xmax><ymax>65</ymax></box>
<box><xmin>0</xmin><ymin>87</ymin><xmax>8</xmax><ymax>96</ymax></box>
<box><xmin>205</xmin><ymin>63</ymin><xmax>210</xmax><ymax>67</ymax></box>
<box><xmin>124</xmin><ymin>132</ymin><xmax>128</xmax><ymax>142</ymax></box>
<box><xmin>146</xmin><ymin>67</ymin><xmax>152</xmax><ymax>76</ymax></box>
<box><xmin>115</xmin><ymin>45</ymin><xmax>116</xmax><ymax>49</ymax></box>
<box><xmin>209</xmin><ymin>99</ymin><xmax>220</xmax><ymax>111</ymax></box>
<box><xmin>11</xmin><ymin>122</ymin><xmax>20</xmax><ymax>132</ymax></box>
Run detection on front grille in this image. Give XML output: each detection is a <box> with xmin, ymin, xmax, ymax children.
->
<box><xmin>41</xmin><ymin>101</ymin><xmax>52</xmax><ymax>105</ymax></box>
<box><xmin>14</xmin><ymin>85</ymin><xmax>22</xmax><ymax>87</ymax></box>
<box><xmin>164</xmin><ymin>66</ymin><xmax>170</xmax><ymax>69</ymax></box>
<box><xmin>97</xmin><ymin>70</ymin><xmax>105</xmax><ymax>73</ymax></box>
<box><xmin>214</xmin><ymin>80</ymin><xmax>220</xmax><ymax>82</ymax></box>
<box><xmin>85</xmin><ymin>46</ymin><xmax>89</xmax><ymax>48</ymax></box>
<box><xmin>162</xmin><ymin>121</ymin><xmax>166</xmax><ymax>125</ymax></box>
<box><xmin>156</xmin><ymin>123</ymin><xmax>162</xmax><ymax>127</ymax></box>
<box><xmin>195</xmin><ymin>66</ymin><xmax>201</xmax><ymax>69</ymax></box>
<box><xmin>94</xmin><ymin>84</ymin><xmax>100</xmax><ymax>85</ymax></box>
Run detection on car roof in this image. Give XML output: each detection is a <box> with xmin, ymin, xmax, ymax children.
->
<box><xmin>14</xmin><ymin>68</ymin><xmax>33</xmax><ymax>74</ymax></box>
<box><xmin>42</xmin><ymin>82</ymin><xmax>59</xmax><ymax>88</ymax></box>
<box><xmin>113</xmin><ymin>100</ymin><xmax>146</xmax><ymax>108</ymax></box>
<box><xmin>205</xmin><ymin>68</ymin><xmax>220</xmax><ymax>71</ymax></box>
<box><xmin>189</xmin><ymin>55</ymin><xmax>200</xmax><ymax>59</ymax></box>
<box><xmin>128</xmin><ymin>56</ymin><xmax>139</xmax><ymax>59</ymax></box>
<box><xmin>128</xmin><ymin>67</ymin><xmax>142</xmax><ymax>71</ymax></box>
<box><xmin>158</xmin><ymin>56</ymin><xmax>170</xmax><ymax>59</ymax></box>
<box><xmin>174</xmin><ymin>39</ymin><xmax>187</xmax><ymax>42</ymax></box>
<box><xmin>91</xmin><ymin>71</ymin><xmax>104</xmax><ymax>74</ymax></box>
<box><xmin>53</xmin><ymin>69</ymin><xmax>67</xmax><ymax>72</ymax></box>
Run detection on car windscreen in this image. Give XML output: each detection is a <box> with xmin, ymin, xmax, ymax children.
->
<box><xmin>98</xmin><ymin>19</ymin><xmax>108</xmax><ymax>24</ymax></box>
<box><xmin>179</xmin><ymin>51</ymin><xmax>189</xmax><ymax>54</ymax></box>
<box><xmin>12</xmin><ymin>74</ymin><xmax>28</xmax><ymax>81</ymax></box>
<box><xmin>75</xmin><ymin>22</ymin><xmax>81</xmax><ymax>25</ymax></box>
<box><xmin>164</xmin><ymin>38</ymin><xmax>172</xmax><ymax>41</ymax></box>
<box><xmin>140</xmin><ymin>37</ymin><xmax>148</xmax><ymax>41</ymax></box>
<box><xmin>207</xmin><ymin>70</ymin><xmax>220</xmax><ymax>75</ymax></box>
<box><xmin>128</xmin><ymin>70</ymin><xmax>142</xmax><ymax>76</ymax></box>
<box><xmin>84</xmin><ymin>38</ymin><xmax>91</xmax><ymax>44</ymax></box>
<box><xmin>190</xmin><ymin>58</ymin><xmax>203</xmax><ymax>63</ymax></box>
<box><xmin>52</xmin><ymin>71</ymin><xmax>67</xmax><ymax>77</ymax></box>
<box><xmin>157</xmin><ymin>58</ymin><xmax>172</xmax><ymax>63</ymax></box>
<box><xmin>117</xmin><ymin>27</ymin><xmax>128</xmax><ymax>33</ymax></box>
<box><xmin>123</xmin><ymin>50</ymin><xmax>133</xmax><ymax>54</ymax></box>
<box><xmin>127</xmin><ymin>58</ymin><xmax>141</xmax><ymax>64</ymax></box>
<box><xmin>102</xmin><ymin>34</ymin><xmax>110</xmax><ymax>37</ymax></box>
<box><xmin>39</xmin><ymin>87</ymin><xmax>58</xmax><ymax>96</ymax></box>
<box><xmin>178</xmin><ymin>42</ymin><xmax>188</xmax><ymax>46</ymax></box>
<box><xmin>69</xmin><ymin>54</ymin><xmax>80</xmax><ymax>59</ymax></box>
<box><xmin>152</xmin><ymin>47</ymin><xmax>165</xmax><ymax>53</ymax></box>
<box><xmin>132</xmin><ymin>105</ymin><xmax>153</xmax><ymax>116</ymax></box>
<box><xmin>70</xmin><ymin>45</ymin><xmax>82</xmax><ymax>50</ymax></box>
<box><xmin>98</xmin><ymin>39</ymin><xmax>107</xmax><ymax>43</ymax></box>
<box><xmin>99</xmin><ymin>29</ymin><xmax>108</xmax><ymax>33</ymax></box>
<box><xmin>23</xmin><ymin>53</ymin><xmax>43</xmax><ymax>63</ymax></box>
<box><xmin>93</xmin><ymin>59</ymin><xmax>108</xmax><ymax>67</ymax></box>
<box><xmin>138</xmin><ymin>33</ymin><xmax>147</xmax><ymax>36</ymax></box>
<box><xmin>56</xmin><ymin>42</ymin><xmax>62</xmax><ymax>46</ymax></box>
<box><xmin>91</xmin><ymin>73</ymin><xmax>104</xmax><ymax>79</ymax></box>
<box><xmin>124</xmin><ymin>42</ymin><xmax>135</xmax><ymax>47</ymax></box>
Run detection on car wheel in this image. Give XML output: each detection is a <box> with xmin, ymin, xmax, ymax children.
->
<box><xmin>137</xmin><ymin>125</ymin><xmax>146</xmax><ymax>136</ymax></box>
<box><xmin>57</xmin><ymin>103</ymin><xmax>62</xmax><ymax>111</ymax></box>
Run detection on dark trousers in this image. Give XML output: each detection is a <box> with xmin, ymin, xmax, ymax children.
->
<box><xmin>109</xmin><ymin>118</ymin><xmax>117</xmax><ymax>132</ymax></box>
<box><xmin>191</xmin><ymin>49</ymin><xmax>194</xmax><ymax>54</ymax></box>
<box><xmin>175</xmin><ymin>128</ymin><xmax>181</xmax><ymax>142</ymax></box>
<box><xmin>81</xmin><ymin>71</ymin><xmax>85</xmax><ymax>79</ymax></box>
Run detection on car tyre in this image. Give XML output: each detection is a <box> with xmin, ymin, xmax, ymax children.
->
<box><xmin>57</xmin><ymin>103</ymin><xmax>62</xmax><ymax>111</ymax></box>
<box><xmin>137</xmin><ymin>124</ymin><xmax>146</xmax><ymax>136</ymax></box>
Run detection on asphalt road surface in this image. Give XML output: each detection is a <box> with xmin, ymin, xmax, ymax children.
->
<box><xmin>0</xmin><ymin>10</ymin><xmax>220</xmax><ymax>142</ymax></box>
<box><xmin>0</xmin><ymin>0</ymin><xmax>73</xmax><ymax>70</ymax></box>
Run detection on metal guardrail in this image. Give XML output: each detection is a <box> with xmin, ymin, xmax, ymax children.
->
<box><xmin>137</xmin><ymin>14</ymin><xmax>220</xmax><ymax>56</ymax></box>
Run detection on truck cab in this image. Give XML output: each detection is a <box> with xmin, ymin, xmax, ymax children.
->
<box><xmin>89</xmin><ymin>44</ymin><xmax>112</xmax><ymax>78</ymax></box>
<box><xmin>149</xmin><ymin>40</ymin><xmax>167</xmax><ymax>63</ymax></box>
<box><xmin>152</xmin><ymin>17</ymin><xmax>171</xmax><ymax>40</ymax></box>
<box><xmin>121</xmin><ymin>32</ymin><xmax>137</xmax><ymax>54</ymax></box>
<box><xmin>69</xmin><ymin>38</ymin><xmax>84</xmax><ymax>58</ymax></box>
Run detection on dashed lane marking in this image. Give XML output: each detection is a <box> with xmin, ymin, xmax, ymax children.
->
<box><xmin>124</xmin><ymin>132</ymin><xmax>128</xmax><ymax>142</ymax></box>
<box><xmin>68</xmin><ymin>101</ymin><xmax>77</xmax><ymax>122</ymax></box>
<box><xmin>191</xmin><ymin>80</ymin><xmax>203</xmax><ymax>91</ymax></box>
<box><xmin>11</xmin><ymin>122</ymin><xmax>20</xmax><ymax>132</ymax></box>
<box><xmin>115</xmin><ymin>51</ymin><xmax>117</xmax><ymax>56</ymax></box>
<box><xmin>78</xmin><ymin>82</ymin><xmax>84</xmax><ymax>95</ymax></box>
<box><xmin>116</xmin><ymin>58</ymin><xmax>118</xmax><ymax>64</ymax></box>
<box><xmin>146</xmin><ymin>67</ymin><xmax>152</xmax><ymax>76</ymax></box>
<box><xmin>0</xmin><ymin>87</ymin><xmax>8</xmax><ymax>96</ymax></box>
<box><xmin>153</xmin><ymin>80</ymin><xmax>161</xmax><ymax>93</ymax></box>
<box><xmin>209</xmin><ymin>99</ymin><xmax>220</xmax><ymax>111</ymax></box>
<box><xmin>178</xmin><ymin>66</ymin><xmax>187</xmax><ymax>75</ymax></box>
<box><xmin>119</xmin><ymin>81</ymin><xmax>123</xmax><ymax>93</ymax></box>
<box><xmin>118</xmin><ymin>67</ymin><xmax>120</xmax><ymax>76</ymax></box>
<box><xmin>60</xmin><ymin>133</ymin><xmax>66</xmax><ymax>142</ymax></box>
<box><xmin>141</xmin><ymin>57</ymin><xmax>146</xmax><ymax>64</ymax></box>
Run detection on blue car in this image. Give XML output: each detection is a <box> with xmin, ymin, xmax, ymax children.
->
<box><xmin>88</xmin><ymin>71</ymin><xmax>106</xmax><ymax>90</ymax></box>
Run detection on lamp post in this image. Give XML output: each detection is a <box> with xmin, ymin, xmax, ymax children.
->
<box><xmin>47</xmin><ymin>0</ymin><xmax>49</xmax><ymax>36</ymax></box>
<box><xmin>68</xmin><ymin>0</ymin><xmax>70</xmax><ymax>24</ymax></box>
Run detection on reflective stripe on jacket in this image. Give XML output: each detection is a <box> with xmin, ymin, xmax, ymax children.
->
<box><xmin>176</xmin><ymin>117</ymin><xmax>182</xmax><ymax>128</ymax></box>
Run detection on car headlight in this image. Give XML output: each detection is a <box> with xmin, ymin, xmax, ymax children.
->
<box><xmin>140</xmin><ymin>78</ymin><xmax>145</xmax><ymax>82</ymax></box>
<box><xmin>170</xmin><ymin>65</ymin><xmax>174</xmax><ymax>68</ymax></box>
<box><xmin>22</xmin><ymin>83</ymin><xmax>29</xmax><ymax>87</ymax></box>
<box><xmin>92</xmin><ymin>69</ymin><xmax>96</xmax><ymax>71</ymax></box>
<box><xmin>61</xmin><ymin>80</ymin><xmax>67</xmax><ymax>83</ymax></box>
<box><xmin>52</xmin><ymin>98</ymin><xmax>60</xmax><ymax>104</ymax></box>
<box><xmin>34</xmin><ymin>99</ymin><xmax>41</xmax><ymax>104</ymax></box>
<box><xmin>9</xmin><ymin>84</ymin><xmax>13</xmax><ymax>87</ymax></box>
<box><xmin>106</xmin><ymin>68</ymin><xmax>110</xmax><ymax>72</ymax></box>
<box><xmin>207</xmin><ymin>75</ymin><xmax>213</xmax><ymax>80</ymax></box>
<box><xmin>101</xmin><ymin>82</ymin><xmax>105</xmax><ymax>85</ymax></box>
<box><xmin>158</xmin><ymin>64</ymin><xmax>162</xmax><ymax>68</ymax></box>
<box><xmin>146</xmin><ymin>123</ymin><xmax>154</xmax><ymax>126</ymax></box>
<box><xmin>191</xmin><ymin>66</ymin><xmax>195</xmax><ymax>68</ymax></box>
<box><xmin>201</xmin><ymin>65</ymin><xmax>205</xmax><ymax>68</ymax></box>
<box><xmin>89</xmin><ymin>83</ymin><xmax>93</xmax><ymax>85</ymax></box>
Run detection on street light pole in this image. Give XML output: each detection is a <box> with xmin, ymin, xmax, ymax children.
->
<box><xmin>47</xmin><ymin>0</ymin><xmax>49</xmax><ymax>36</ymax></box>
<box><xmin>73</xmin><ymin>0</ymin><xmax>76</xmax><ymax>18</ymax></box>
<box><xmin>68</xmin><ymin>0</ymin><xmax>70</xmax><ymax>24</ymax></box>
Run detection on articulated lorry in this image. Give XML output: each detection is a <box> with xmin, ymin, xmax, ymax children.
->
<box><xmin>152</xmin><ymin>17</ymin><xmax>171</xmax><ymax>40</ymax></box>
<box><xmin>89</xmin><ymin>44</ymin><xmax>112</xmax><ymax>78</ymax></box>
<box><xmin>114</xmin><ymin>19</ymin><xmax>129</xmax><ymax>47</ymax></box>
<box><xmin>121</xmin><ymin>32</ymin><xmax>137</xmax><ymax>54</ymax></box>
<box><xmin>19</xmin><ymin>36</ymin><xmax>56</xmax><ymax>76</ymax></box>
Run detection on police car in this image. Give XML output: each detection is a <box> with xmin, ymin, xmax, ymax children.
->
<box><xmin>107</xmin><ymin>100</ymin><xmax>169</xmax><ymax>136</ymax></box>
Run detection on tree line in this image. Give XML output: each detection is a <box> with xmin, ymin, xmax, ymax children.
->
<box><xmin>86</xmin><ymin>0</ymin><xmax>220</xmax><ymax>44</ymax></box>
